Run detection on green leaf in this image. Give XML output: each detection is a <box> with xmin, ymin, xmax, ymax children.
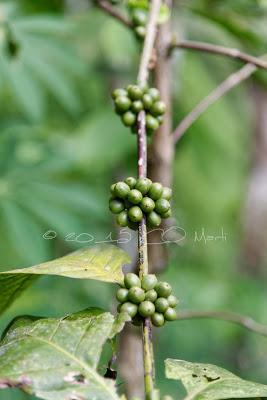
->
<box><xmin>0</xmin><ymin>245</ymin><xmax>130</xmax><ymax>316</ymax></box>
<box><xmin>165</xmin><ymin>359</ymin><xmax>267</xmax><ymax>400</ymax></box>
<box><xmin>0</xmin><ymin>308</ymin><xmax>120</xmax><ymax>400</ymax></box>
<box><xmin>109</xmin><ymin>312</ymin><xmax>131</xmax><ymax>339</ymax></box>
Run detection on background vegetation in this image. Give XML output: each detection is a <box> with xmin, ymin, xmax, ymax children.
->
<box><xmin>0</xmin><ymin>0</ymin><xmax>267</xmax><ymax>398</ymax></box>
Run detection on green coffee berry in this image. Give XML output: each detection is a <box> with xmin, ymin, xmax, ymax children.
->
<box><xmin>139</xmin><ymin>82</ymin><xmax>148</xmax><ymax>93</ymax></box>
<box><xmin>161</xmin><ymin>209</ymin><xmax>172</xmax><ymax>219</ymax></box>
<box><xmin>145</xmin><ymin>289</ymin><xmax>158</xmax><ymax>302</ymax></box>
<box><xmin>155</xmin><ymin>297</ymin><xmax>169</xmax><ymax>313</ymax></box>
<box><xmin>162</xmin><ymin>187</ymin><xmax>172</xmax><ymax>200</ymax></box>
<box><xmin>124</xmin><ymin>272</ymin><xmax>141</xmax><ymax>288</ymax></box>
<box><xmin>141</xmin><ymin>274</ymin><xmax>157</xmax><ymax>291</ymax></box>
<box><xmin>110</xmin><ymin>183</ymin><xmax>116</xmax><ymax>195</ymax></box>
<box><xmin>112</xmin><ymin>88</ymin><xmax>127</xmax><ymax>99</ymax></box>
<box><xmin>147</xmin><ymin>211</ymin><xmax>161</xmax><ymax>228</ymax></box>
<box><xmin>148</xmin><ymin>87</ymin><xmax>160</xmax><ymax>101</ymax></box>
<box><xmin>128</xmin><ymin>206</ymin><xmax>143</xmax><ymax>222</ymax></box>
<box><xmin>131</xmin><ymin>100</ymin><xmax>143</xmax><ymax>113</ymax></box>
<box><xmin>121</xmin><ymin>302</ymin><xmax>138</xmax><ymax>318</ymax></box>
<box><xmin>135</xmin><ymin>26</ymin><xmax>146</xmax><ymax>39</ymax></box>
<box><xmin>132</xmin><ymin>9</ymin><xmax>147</xmax><ymax>26</ymax></box>
<box><xmin>155</xmin><ymin>281</ymin><xmax>172</xmax><ymax>297</ymax></box>
<box><xmin>148</xmin><ymin>182</ymin><xmax>163</xmax><ymax>200</ymax></box>
<box><xmin>109</xmin><ymin>198</ymin><xmax>125</xmax><ymax>214</ymax></box>
<box><xmin>128</xmin><ymin>189</ymin><xmax>143</xmax><ymax>205</ymax></box>
<box><xmin>140</xmin><ymin>197</ymin><xmax>155</xmax><ymax>213</ymax></box>
<box><xmin>146</xmin><ymin>114</ymin><xmax>159</xmax><ymax>131</ymax></box>
<box><xmin>122</xmin><ymin>111</ymin><xmax>136</xmax><ymax>126</ymax></box>
<box><xmin>128</xmin><ymin>286</ymin><xmax>145</xmax><ymax>304</ymax></box>
<box><xmin>164</xmin><ymin>307</ymin><xmax>177</xmax><ymax>321</ymax></box>
<box><xmin>124</xmin><ymin>177</ymin><xmax>137</xmax><ymax>189</ymax></box>
<box><xmin>157</xmin><ymin>115</ymin><xmax>164</xmax><ymax>125</ymax></box>
<box><xmin>114</xmin><ymin>182</ymin><xmax>130</xmax><ymax>199</ymax></box>
<box><xmin>116</xmin><ymin>288</ymin><xmax>129</xmax><ymax>303</ymax></box>
<box><xmin>128</xmin><ymin>85</ymin><xmax>143</xmax><ymax>100</ymax></box>
<box><xmin>143</xmin><ymin>93</ymin><xmax>153</xmax><ymax>109</ymax></box>
<box><xmin>138</xmin><ymin>301</ymin><xmax>155</xmax><ymax>317</ymax></box>
<box><xmin>116</xmin><ymin>210</ymin><xmax>128</xmax><ymax>227</ymax></box>
<box><xmin>135</xmin><ymin>178</ymin><xmax>152</xmax><ymax>194</ymax></box>
<box><xmin>115</xmin><ymin>96</ymin><xmax>131</xmax><ymax>113</ymax></box>
<box><xmin>155</xmin><ymin>198</ymin><xmax>170</xmax><ymax>215</ymax></box>
<box><xmin>151</xmin><ymin>312</ymin><xmax>165</xmax><ymax>327</ymax></box>
<box><xmin>167</xmin><ymin>294</ymin><xmax>179</xmax><ymax>307</ymax></box>
<box><xmin>150</xmin><ymin>100</ymin><xmax>166</xmax><ymax>116</ymax></box>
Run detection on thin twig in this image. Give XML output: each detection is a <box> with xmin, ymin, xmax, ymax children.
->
<box><xmin>95</xmin><ymin>0</ymin><xmax>132</xmax><ymax>28</ymax></box>
<box><xmin>171</xmin><ymin>40</ymin><xmax>267</xmax><ymax>70</ymax></box>
<box><xmin>136</xmin><ymin>0</ymin><xmax>161</xmax><ymax>398</ymax></box>
<box><xmin>173</xmin><ymin>62</ymin><xmax>257</xmax><ymax>143</ymax></box>
<box><xmin>176</xmin><ymin>310</ymin><xmax>267</xmax><ymax>337</ymax></box>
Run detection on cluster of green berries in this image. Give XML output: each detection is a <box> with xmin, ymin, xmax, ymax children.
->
<box><xmin>109</xmin><ymin>177</ymin><xmax>172</xmax><ymax>230</ymax></box>
<box><xmin>111</xmin><ymin>84</ymin><xmax>166</xmax><ymax>135</ymax></box>
<box><xmin>117</xmin><ymin>273</ymin><xmax>178</xmax><ymax>327</ymax></box>
<box><xmin>130</xmin><ymin>8</ymin><xmax>148</xmax><ymax>40</ymax></box>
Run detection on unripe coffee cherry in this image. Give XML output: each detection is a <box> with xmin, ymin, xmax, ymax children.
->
<box><xmin>128</xmin><ymin>206</ymin><xmax>143</xmax><ymax>222</ymax></box>
<box><xmin>155</xmin><ymin>297</ymin><xmax>169</xmax><ymax>313</ymax></box>
<box><xmin>148</xmin><ymin>87</ymin><xmax>160</xmax><ymax>101</ymax></box>
<box><xmin>122</xmin><ymin>111</ymin><xmax>136</xmax><ymax>126</ymax></box>
<box><xmin>114</xmin><ymin>182</ymin><xmax>130</xmax><ymax>199</ymax></box>
<box><xmin>112</xmin><ymin>88</ymin><xmax>127</xmax><ymax>99</ymax></box>
<box><xmin>128</xmin><ymin>189</ymin><xmax>143</xmax><ymax>205</ymax></box>
<box><xmin>121</xmin><ymin>302</ymin><xmax>138</xmax><ymax>318</ymax></box>
<box><xmin>135</xmin><ymin>178</ymin><xmax>152</xmax><ymax>194</ymax></box>
<box><xmin>132</xmin><ymin>9</ymin><xmax>147</xmax><ymax>26</ymax></box>
<box><xmin>164</xmin><ymin>307</ymin><xmax>177</xmax><ymax>321</ymax></box>
<box><xmin>148</xmin><ymin>182</ymin><xmax>163</xmax><ymax>200</ymax></box>
<box><xmin>150</xmin><ymin>100</ymin><xmax>166</xmax><ymax>116</ymax></box>
<box><xmin>135</xmin><ymin>26</ymin><xmax>146</xmax><ymax>39</ymax></box>
<box><xmin>110</xmin><ymin>183</ymin><xmax>116</xmax><ymax>195</ymax></box>
<box><xmin>138</xmin><ymin>301</ymin><xmax>155</xmax><ymax>317</ymax></box>
<box><xmin>151</xmin><ymin>312</ymin><xmax>165</xmax><ymax>327</ymax></box>
<box><xmin>115</xmin><ymin>96</ymin><xmax>131</xmax><ymax>113</ymax></box>
<box><xmin>116</xmin><ymin>210</ymin><xmax>128</xmax><ymax>227</ymax></box>
<box><xmin>141</xmin><ymin>274</ymin><xmax>157</xmax><ymax>291</ymax></box>
<box><xmin>145</xmin><ymin>289</ymin><xmax>158</xmax><ymax>302</ymax></box>
<box><xmin>146</xmin><ymin>114</ymin><xmax>159</xmax><ymax>131</ymax></box>
<box><xmin>155</xmin><ymin>282</ymin><xmax>172</xmax><ymax>297</ymax></box>
<box><xmin>116</xmin><ymin>288</ymin><xmax>129</xmax><ymax>303</ymax></box>
<box><xmin>147</xmin><ymin>211</ymin><xmax>161</xmax><ymax>228</ymax></box>
<box><xmin>167</xmin><ymin>294</ymin><xmax>179</xmax><ymax>307</ymax></box>
<box><xmin>124</xmin><ymin>273</ymin><xmax>141</xmax><ymax>288</ymax></box>
<box><xmin>109</xmin><ymin>198</ymin><xmax>125</xmax><ymax>214</ymax></box>
<box><xmin>161</xmin><ymin>209</ymin><xmax>172</xmax><ymax>219</ymax></box>
<box><xmin>157</xmin><ymin>115</ymin><xmax>164</xmax><ymax>125</ymax></box>
<box><xmin>155</xmin><ymin>198</ymin><xmax>170</xmax><ymax>215</ymax></box>
<box><xmin>128</xmin><ymin>287</ymin><xmax>145</xmax><ymax>304</ymax></box>
<box><xmin>140</xmin><ymin>197</ymin><xmax>155</xmax><ymax>213</ymax></box>
<box><xmin>124</xmin><ymin>177</ymin><xmax>137</xmax><ymax>189</ymax></box>
<box><xmin>162</xmin><ymin>187</ymin><xmax>172</xmax><ymax>200</ymax></box>
<box><xmin>128</xmin><ymin>85</ymin><xmax>143</xmax><ymax>100</ymax></box>
<box><xmin>143</xmin><ymin>93</ymin><xmax>153</xmax><ymax>109</ymax></box>
<box><xmin>131</xmin><ymin>100</ymin><xmax>143</xmax><ymax>113</ymax></box>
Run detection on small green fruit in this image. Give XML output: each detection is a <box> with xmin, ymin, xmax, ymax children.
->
<box><xmin>161</xmin><ymin>209</ymin><xmax>172</xmax><ymax>219</ymax></box>
<box><xmin>135</xmin><ymin>178</ymin><xmax>152</xmax><ymax>194</ymax></box>
<box><xmin>110</xmin><ymin>183</ymin><xmax>116</xmax><ymax>195</ymax></box>
<box><xmin>143</xmin><ymin>93</ymin><xmax>153</xmax><ymax>109</ymax></box>
<box><xmin>147</xmin><ymin>211</ymin><xmax>161</xmax><ymax>228</ymax></box>
<box><xmin>122</xmin><ymin>111</ymin><xmax>136</xmax><ymax>126</ymax></box>
<box><xmin>112</xmin><ymin>88</ymin><xmax>127</xmax><ymax>99</ymax></box>
<box><xmin>124</xmin><ymin>272</ymin><xmax>141</xmax><ymax>288</ymax></box>
<box><xmin>115</xmin><ymin>96</ymin><xmax>131</xmax><ymax>113</ymax></box>
<box><xmin>155</xmin><ymin>281</ymin><xmax>172</xmax><ymax>297</ymax></box>
<box><xmin>141</xmin><ymin>274</ymin><xmax>157</xmax><ymax>291</ymax></box>
<box><xmin>124</xmin><ymin>177</ymin><xmax>137</xmax><ymax>189</ymax></box>
<box><xmin>121</xmin><ymin>302</ymin><xmax>138</xmax><ymax>318</ymax></box>
<box><xmin>140</xmin><ymin>197</ymin><xmax>155</xmax><ymax>213</ymax></box>
<box><xmin>157</xmin><ymin>115</ymin><xmax>164</xmax><ymax>125</ymax></box>
<box><xmin>128</xmin><ymin>189</ymin><xmax>143</xmax><ymax>205</ymax></box>
<box><xmin>146</xmin><ymin>114</ymin><xmax>159</xmax><ymax>131</ymax></box>
<box><xmin>116</xmin><ymin>210</ymin><xmax>128</xmax><ymax>227</ymax></box>
<box><xmin>150</xmin><ymin>100</ymin><xmax>166</xmax><ymax>116</ymax></box>
<box><xmin>116</xmin><ymin>288</ymin><xmax>129</xmax><ymax>303</ymax></box>
<box><xmin>109</xmin><ymin>198</ymin><xmax>125</xmax><ymax>214</ymax></box>
<box><xmin>128</xmin><ymin>85</ymin><xmax>143</xmax><ymax>100</ymax></box>
<box><xmin>162</xmin><ymin>187</ymin><xmax>172</xmax><ymax>200</ymax></box>
<box><xmin>151</xmin><ymin>312</ymin><xmax>165</xmax><ymax>327</ymax></box>
<box><xmin>148</xmin><ymin>87</ymin><xmax>160</xmax><ymax>101</ymax></box>
<box><xmin>167</xmin><ymin>294</ymin><xmax>179</xmax><ymax>307</ymax></box>
<box><xmin>128</xmin><ymin>286</ymin><xmax>145</xmax><ymax>304</ymax></box>
<box><xmin>131</xmin><ymin>100</ymin><xmax>143</xmax><ymax>113</ymax></box>
<box><xmin>135</xmin><ymin>26</ymin><xmax>146</xmax><ymax>39</ymax></box>
<box><xmin>148</xmin><ymin>182</ymin><xmax>163</xmax><ymax>200</ymax></box>
<box><xmin>155</xmin><ymin>198</ymin><xmax>170</xmax><ymax>215</ymax></box>
<box><xmin>114</xmin><ymin>182</ymin><xmax>130</xmax><ymax>199</ymax></box>
<box><xmin>164</xmin><ymin>307</ymin><xmax>177</xmax><ymax>321</ymax></box>
<box><xmin>138</xmin><ymin>301</ymin><xmax>155</xmax><ymax>317</ymax></box>
<box><xmin>155</xmin><ymin>297</ymin><xmax>169</xmax><ymax>313</ymax></box>
<box><xmin>128</xmin><ymin>206</ymin><xmax>143</xmax><ymax>222</ymax></box>
<box><xmin>132</xmin><ymin>9</ymin><xmax>147</xmax><ymax>26</ymax></box>
<box><xmin>145</xmin><ymin>289</ymin><xmax>158</xmax><ymax>302</ymax></box>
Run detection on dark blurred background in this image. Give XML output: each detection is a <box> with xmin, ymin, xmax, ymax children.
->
<box><xmin>0</xmin><ymin>0</ymin><xmax>267</xmax><ymax>399</ymax></box>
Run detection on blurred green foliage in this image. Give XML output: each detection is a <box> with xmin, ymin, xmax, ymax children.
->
<box><xmin>0</xmin><ymin>0</ymin><xmax>267</xmax><ymax>399</ymax></box>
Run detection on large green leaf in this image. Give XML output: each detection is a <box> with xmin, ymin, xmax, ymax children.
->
<box><xmin>0</xmin><ymin>308</ymin><xmax>121</xmax><ymax>400</ymax></box>
<box><xmin>0</xmin><ymin>245</ymin><xmax>130</xmax><ymax>316</ymax></box>
<box><xmin>165</xmin><ymin>359</ymin><xmax>267</xmax><ymax>400</ymax></box>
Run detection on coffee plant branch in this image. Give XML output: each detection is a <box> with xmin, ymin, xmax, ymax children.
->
<box><xmin>176</xmin><ymin>310</ymin><xmax>267</xmax><ymax>337</ymax></box>
<box><xmin>95</xmin><ymin>0</ymin><xmax>132</xmax><ymax>27</ymax></box>
<box><xmin>172</xmin><ymin>62</ymin><xmax>258</xmax><ymax>143</ymax></box>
